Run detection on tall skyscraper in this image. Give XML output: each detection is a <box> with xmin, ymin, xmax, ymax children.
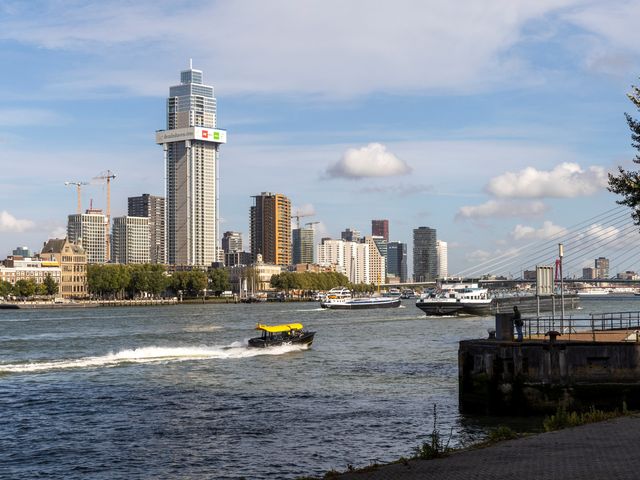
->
<box><xmin>341</xmin><ymin>228</ymin><xmax>361</xmax><ymax>243</ymax></box>
<box><xmin>250</xmin><ymin>192</ymin><xmax>291</xmax><ymax>266</ymax></box>
<box><xmin>371</xmin><ymin>219</ymin><xmax>389</xmax><ymax>242</ymax></box>
<box><xmin>292</xmin><ymin>227</ymin><xmax>314</xmax><ymax>264</ymax></box>
<box><xmin>67</xmin><ymin>210</ymin><xmax>107</xmax><ymax>264</ymax></box>
<box><xmin>112</xmin><ymin>216</ymin><xmax>151</xmax><ymax>264</ymax></box>
<box><xmin>222</xmin><ymin>231</ymin><xmax>243</xmax><ymax>253</ymax></box>
<box><xmin>595</xmin><ymin>257</ymin><xmax>609</xmax><ymax>279</ymax></box>
<box><xmin>128</xmin><ymin>194</ymin><xmax>166</xmax><ymax>264</ymax></box>
<box><xmin>436</xmin><ymin>240</ymin><xmax>448</xmax><ymax>279</ymax></box>
<box><xmin>156</xmin><ymin>62</ymin><xmax>227</xmax><ymax>266</ymax></box>
<box><xmin>387</xmin><ymin>241</ymin><xmax>407</xmax><ymax>283</ymax></box>
<box><xmin>413</xmin><ymin>226</ymin><xmax>437</xmax><ymax>282</ymax></box>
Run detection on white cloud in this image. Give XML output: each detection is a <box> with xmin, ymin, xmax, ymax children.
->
<box><xmin>326</xmin><ymin>143</ymin><xmax>411</xmax><ymax>179</ymax></box>
<box><xmin>466</xmin><ymin>249</ymin><xmax>491</xmax><ymax>263</ymax></box>
<box><xmin>511</xmin><ymin>220</ymin><xmax>567</xmax><ymax>240</ymax></box>
<box><xmin>0</xmin><ymin>211</ymin><xmax>35</xmax><ymax>232</ymax></box>
<box><xmin>456</xmin><ymin>200</ymin><xmax>548</xmax><ymax>220</ymax></box>
<box><xmin>0</xmin><ymin>0</ymin><xmax>584</xmax><ymax>98</ymax></box>
<box><xmin>49</xmin><ymin>226</ymin><xmax>67</xmax><ymax>238</ymax></box>
<box><xmin>486</xmin><ymin>162</ymin><xmax>608</xmax><ymax>198</ymax></box>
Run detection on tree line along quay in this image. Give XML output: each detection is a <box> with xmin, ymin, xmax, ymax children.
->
<box><xmin>0</xmin><ymin>265</ymin><xmax>375</xmax><ymax>302</ymax></box>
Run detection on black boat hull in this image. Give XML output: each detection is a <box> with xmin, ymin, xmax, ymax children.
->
<box><xmin>416</xmin><ymin>302</ymin><xmax>464</xmax><ymax>316</ymax></box>
<box><xmin>321</xmin><ymin>298</ymin><xmax>401</xmax><ymax>309</ymax></box>
<box><xmin>248</xmin><ymin>331</ymin><xmax>315</xmax><ymax>348</ymax></box>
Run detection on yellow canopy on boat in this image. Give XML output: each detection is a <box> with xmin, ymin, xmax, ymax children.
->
<box><xmin>255</xmin><ymin>323</ymin><xmax>304</xmax><ymax>333</ymax></box>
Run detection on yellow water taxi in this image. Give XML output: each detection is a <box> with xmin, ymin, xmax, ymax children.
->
<box><xmin>248</xmin><ymin>323</ymin><xmax>315</xmax><ymax>348</ymax></box>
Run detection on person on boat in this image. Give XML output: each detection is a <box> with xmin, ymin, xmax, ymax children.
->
<box><xmin>513</xmin><ymin>306</ymin><xmax>523</xmax><ymax>342</ymax></box>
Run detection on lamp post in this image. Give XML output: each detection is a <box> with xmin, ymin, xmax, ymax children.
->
<box><xmin>559</xmin><ymin>243</ymin><xmax>565</xmax><ymax>329</ymax></box>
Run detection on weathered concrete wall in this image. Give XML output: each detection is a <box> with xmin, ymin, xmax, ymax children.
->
<box><xmin>459</xmin><ymin>339</ymin><xmax>640</xmax><ymax>414</ymax></box>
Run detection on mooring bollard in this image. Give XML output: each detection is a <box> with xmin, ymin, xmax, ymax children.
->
<box><xmin>495</xmin><ymin>313</ymin><xmax>514</xmax><ymax>341</ymax></box>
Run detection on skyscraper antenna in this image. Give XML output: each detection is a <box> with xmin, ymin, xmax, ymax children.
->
<box><xmin>189</xmin><ymin>58</ymin><xmax>193</xmax><ymax>69</ymax></box>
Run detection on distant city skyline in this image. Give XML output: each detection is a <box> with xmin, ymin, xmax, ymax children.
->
<box><xmin>2</xmin><ymin>1</ymin><xmax>640</xmax><ymax>277</ymax></box>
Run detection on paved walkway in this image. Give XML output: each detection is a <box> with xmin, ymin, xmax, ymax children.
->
<box><xmin>335</xmin><ymin>416</ymin><xmax>640</xmax><ymax>479</ymax></box>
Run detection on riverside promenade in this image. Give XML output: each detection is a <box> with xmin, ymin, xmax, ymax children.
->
<box><xmin>335</xmin><ymin>415</ymin><xmax>640</xmax><ymax>479</ymax></box>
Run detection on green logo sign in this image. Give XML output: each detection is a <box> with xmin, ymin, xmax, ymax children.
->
<box><xmin>214</xmin><ymin>131</ymin><xmax>220</xmax><ymax>140</ymax></box>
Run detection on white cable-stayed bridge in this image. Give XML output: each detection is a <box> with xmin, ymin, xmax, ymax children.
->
<box><xmin>454</xmin><ymin>205</ymin><xmax>640</xmax><ymax>281</ymax></box>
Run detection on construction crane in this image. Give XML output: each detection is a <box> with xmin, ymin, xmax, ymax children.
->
<box><xmin>93</xmin><ymin>170</ymin><xmax>116</xmax><ymax>262</ymax></box>
<box><xmin>292</xmin><ymin>212</ymin><xmax>312</xmax><ymax>229</ymax></box>
<box><xmin>305</xmin><ymin>221</ymin><xmax>320</xmax><ymax>229</ymax></box>
<box><xmin>64</xmin><ymin>181</ymin><xmax>88</xmax><ymax>214</ymax></box>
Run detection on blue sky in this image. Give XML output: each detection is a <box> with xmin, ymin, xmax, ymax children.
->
<box><xmin>1</xmin><ymin>0</ymin><xmax>640</xmax><ymax>277</ymax></box>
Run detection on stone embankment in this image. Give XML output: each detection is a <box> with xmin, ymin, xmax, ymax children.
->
<box><xmin>335</xmin><ymin>415</ymin><xmax>640</xmax><ymax>479</ymax></box>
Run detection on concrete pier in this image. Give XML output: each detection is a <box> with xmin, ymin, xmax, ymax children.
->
<box><xmin>459</xmin><ymin>313</ymin><xmax>640</xmax><ymax>414</ymax></box>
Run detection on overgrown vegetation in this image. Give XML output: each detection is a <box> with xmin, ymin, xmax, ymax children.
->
<box><xmin>543</xmin><ymin>405</ymin><xmax>628</xmax><ymax>432</ymax></box>
<box><xmin>413</xmin><ymin>404</ymin><xmax>452</xmax><ymax>460</ymax></box>
<box><xmin>486</xmin><ymin>425</ymin><xmax>518</xmax><ymax>442</ymax></box>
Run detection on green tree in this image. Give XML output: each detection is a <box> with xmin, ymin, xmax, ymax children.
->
<box><xmin>14</xmin><ymin>279</ymin><xmax>37</xmax><ymax>298</ymax></box>
<box><xmin>609</xmin><ymin>82</ymin><xmax>640</xmax><ymax>223</ymax></box>
<box><xmin>43</xmin><ymin>274</ymin><xmax>59</xmax><ymax>296</ymax></box>
<box><xmin>208</xmin><ymin>268</ymin><xmax>230</xmax><ymax>295</ymax></box>
<box><xmin>147</xmin><ymin>264</ymin><xmax>168</xmax><ymax>297</ymax></box>
<box><xmin>188</xmin><ymin>270</ymin><xmax>208</xmax><ymax>296</ymax></box>
<box><xmin>0</xmin><ymin>281</ymin><xmax>13</xmax><ymax>298</ymax></box>
<box><xmin>170</xmin><ymin>270</ymin><xmax>208</xmax><ymax>297</ymax></box>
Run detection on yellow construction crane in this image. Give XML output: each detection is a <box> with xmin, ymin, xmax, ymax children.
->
<box><xmin>93</xmin><ymin>170</ymin><xmax>116</xmax><ymax>262</ymax></box>
<box><xmin>64</xmin><ymin>181</ymin><xmax>88</xmax><ymax>214</ymax></box>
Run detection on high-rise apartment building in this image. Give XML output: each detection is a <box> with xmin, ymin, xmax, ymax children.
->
<box><xmin>341</xmin><ymin>228</ymin><xmax>361</xmax><ymax>243</ymax></box>
<box><xmin>318</xmin><ymin>239</ymin><xmax>369</xmax><ymax>283</ymax></box>
<box><xmin>292</xmin><ymin>227</ymin><xmax>314</xmax><ymax>264</ymax></box>
<box><xmin>387</xmin><ymin>241</ymin><xmax>407</xmax><ymax>283</ymax></box>
<box><xmin>156</xmin><ymin>62</ymin><xmax>227</xmax><ymax>266</ymax></box>
<box><xmin>112</xmin><ymin>216</ymin><xmax>151</xmax><ymax>264</ymax></box>
<box><xmin>67</xmin><ymin>210</ymin><xmax>107</xmax><ymax>264</ymax></box>
<box><xmin>128</xmin><ymin>194</ymin><xmax>166</xmax><ymax>264</ymax></box>
<box><xmin>371</xmin><ymin>219</ymin><xmax>389</xmax><ymax>242</ymax></box>
<box><xmin>250</xmin><ymin>192</ymin><xmax>291</xmax><ymax>266</ymax></box>
<box><xmin>222</xmin><ymin>231</ymin><xmax>243</xmax><ymax>253</ymax></box>
<box><xmin>364</xmin><ymin>236</ymin><xmax>386</xmax><ymax>285</ymax></box>
<box><xmin>436</xmin><ymin>240</ymin><xmax>448</xmax><ymax>279</ymax></box>
<box><xmin>595</xmin><ymin>257</ymin><xmax>609</xmax><ymax>279</ymax></box>
<box><xmin>413</xmin><ymin>226</ymin><xmax>437</xmax><ymax>282</ymax></box>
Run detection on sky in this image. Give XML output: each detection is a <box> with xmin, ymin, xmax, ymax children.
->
<box><xmin>1</xmin><ymin>0</ymin><xmax>640</xmax><ymax>277</ymax></box>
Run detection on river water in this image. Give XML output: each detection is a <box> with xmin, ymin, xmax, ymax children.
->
<box><xmin>1</xmin><ymin>296</ymin><xmax>638</xmax><ymax>479</ymax></box>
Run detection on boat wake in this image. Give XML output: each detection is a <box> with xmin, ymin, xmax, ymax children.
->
<box><xmin>0</xmin><ymin>343</ymin><xmax>308</xmax><ymax>374</ymax></box>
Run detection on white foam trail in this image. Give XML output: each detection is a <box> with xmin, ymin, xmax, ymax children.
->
<box><xmin>0</xmin><ymin>343</ymin><xmax>308</xmax><ymax>374</ymax></box>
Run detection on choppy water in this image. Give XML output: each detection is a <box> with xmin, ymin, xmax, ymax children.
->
<box><xmin>1</xmin><ymin>297</ymin><xmax>638</xmax><ymax>479</ymax></box>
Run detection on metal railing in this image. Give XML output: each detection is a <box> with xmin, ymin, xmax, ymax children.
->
<box><xmin>524</xmin><ymin>311</ymin><xmax>640</xmax><ymax>341</ymax></box>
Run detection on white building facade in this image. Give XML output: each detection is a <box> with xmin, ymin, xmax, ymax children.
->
<box><xmin>112</xmin><ymin>216</ymin><xmax>151</xmax><ymax>264</ymax></box>
<box><xmin>317</xmin><ymin>239</ymin><xmax>370</xmax><ymax>284</ymax></box>
<box><xmin>67</xmin><ymin>212</ymin><xmax>107</xmax><ymax>264</ymax></box>
<box><xmin>436</xmin><ymin>240</ymin><xmax>448</xmax><ymax>279</ymax></box>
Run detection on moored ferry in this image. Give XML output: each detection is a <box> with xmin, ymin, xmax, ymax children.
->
<box><xmin>321</xmin><ymin>295</ymin><xmax>401</xmax><ymax>310</ymax></box>
<box><xmin>416</xmin><ymin>283</ymin><xmax>492</xmax><ymax>316</ymax></box>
